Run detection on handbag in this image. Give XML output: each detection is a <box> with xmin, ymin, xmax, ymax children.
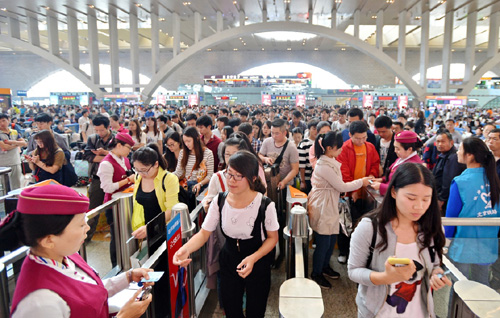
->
<box><xmin>339</xmin><ymin>197</ymin><xmax>354</xmax><ymax>237</ymax></box>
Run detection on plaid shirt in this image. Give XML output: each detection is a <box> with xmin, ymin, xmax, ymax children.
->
<box><xmin>252</xmin><ymin>137</ymin><xmax>262</xmax><ymax>153</ymax></box>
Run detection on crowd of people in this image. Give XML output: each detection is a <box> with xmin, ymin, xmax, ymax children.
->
<box><xmin>2</xmin><ymin>102</ymin><xmax>500</xmax><ymax>317</ymax></box>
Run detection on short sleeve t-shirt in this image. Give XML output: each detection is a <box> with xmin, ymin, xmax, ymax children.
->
<box><xmin>353</xmin><ymin>143</ymin><xmax>367</xmax><ymax>180</ymax></box>
<box><xmin>259</xmin><ymin>138</ymin><xmax>299</xmax><ymax>185</ymax></box>
<box><xmin>202</xmin><ymin>192</ymin><xmax>279</xmax><ymax>240</ymax></box>
<box><xmin>0</xmin><ymin>129</ymin><xmax>21</xmax><ymax>166</ymax></box>
<box><xmin>377</xmin><ymin>242</ymin><xmax>425</xmax><ymax>318</ymax></box>
<box><xmin>379</xmin><ymin>139</ymin><xmax>391</xmax><ymax>168</ymax></box>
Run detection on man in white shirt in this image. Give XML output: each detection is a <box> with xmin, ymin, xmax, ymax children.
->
<box><xmin>331</xmin><ymin>108</ymin><xmax>348</xmax><ymax>132</ymax></box>
<box><xmin>212</xmin><ymin>116</ymin><xmax>228</xmax><ymax>139</ymax></box>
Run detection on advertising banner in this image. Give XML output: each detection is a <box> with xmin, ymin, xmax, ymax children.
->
<box><xmin>188</xmin><ymin>94</ymin><xmax>199</xmax><ymax>106</ymax></box>
<box><xmin>157</xmin><ymin>94</ymin><xmax>166</xmax><ymax>105</ymax></box>
<box><xmin>295</xmin><ymin>94</ymin><xmax>306</xmax><ymax>106</ymax></box>
<box><xmin>261</xmin><ymin>94</ymin><xmax>271</xmax><ymax>106</ymax></box>
<box><xmin>398</xmin><ymin>95</ymin><xmax>408</xmax><ymax>111</ymax></box>
<box><xmin>362</xmin><ymin>95</ymin><xmax>373</xmax><ymax>108</ymax></box>
<box><xmin>167</xmin><ymin>213</ymin><xmax>189</xmax><ymax>318</ymax></box>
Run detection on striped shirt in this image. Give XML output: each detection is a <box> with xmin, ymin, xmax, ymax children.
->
<box><xmin>174</xmin><ymin>148</ymin><xmax>215</xmax><ymax>183</ymax></box>
<box><xmin>298</xmin><ymin>138</ymin><xmax>314</xmax><ymax>181</ymax></box>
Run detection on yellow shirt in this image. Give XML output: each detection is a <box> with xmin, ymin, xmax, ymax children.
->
<box><xmin>132</xmin><ymin>166</ymin><xmax>179</xmax><ymax>230</ymax></box>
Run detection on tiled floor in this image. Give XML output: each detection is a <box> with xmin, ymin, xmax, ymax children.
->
<box><xmin>199</xmin><ymin>248</ymin><xmax>359</xmax><ymax>318</ymax></box>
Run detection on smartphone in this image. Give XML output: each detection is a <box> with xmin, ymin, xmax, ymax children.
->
<box><xmin>368</xmin><ymin>180</ymin><xmax>374</xmax><ymax>184</ymax></box>
<box><xmin>136</xmin><ymin>286</ymin><xmax>152</xmax><ymax>301</ymax></box>
<box><xmin>387</xmin><ymin>257</ymin><xmax>411</xmax><ymax>266</ymax></box>
<box><xmin>436</xmin><ymin>269</ymin><xmax>451</xmax><ymax>279</ymax></box>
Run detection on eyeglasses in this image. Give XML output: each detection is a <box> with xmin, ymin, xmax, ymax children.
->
<box><xmin>124</xmin><ymin>145</ymin><xmax>132</xmax><ymax>150</ymax></box>
<box><xmin>167</xmin><ymin>142</ymin><xmax>177</xmax><ymax>148</ymax></box>
<box><xmin>224</xmin><ymin>171</ymin><xmax>244</xmax><ymax>181</ymax></box>
<box><xmin>134</xmin><ymin>165</ymin><xmax>153</xmax><ymax>175</ymax></box>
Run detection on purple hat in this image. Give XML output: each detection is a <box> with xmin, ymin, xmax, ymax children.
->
<box><xmin>395</xmin><ymin>130</ymin><xmax>420</xmax><ymax>144</ymax></box>
<box><xmin>115</xmin><ymin>132</ymin><xmax>135</xmax><ymax>147</ymax></box>
<box><xmin>17</xmin><ymin>184</ymin><xmax>89</xmax><ymax>215</ymax></box>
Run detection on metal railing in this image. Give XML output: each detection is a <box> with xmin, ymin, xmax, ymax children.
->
<box><xmin>0</xmin><ymin>246</ymin><xmax>29</xmax><ymax>318</ymax></box>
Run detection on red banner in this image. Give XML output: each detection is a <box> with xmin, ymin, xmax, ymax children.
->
<box><xmin>188</xmin><ymin>94</ymin><xmax>199</xmax><ymax>106</ymax></box>
<box><xmin>295</xmin><ymin>94</ymin><xmax>306</xmax><ymax>106</ymax></box>
<box><xmin>157</xmin><ymin>94</ymin><xmax>166</xmax><ymax>105</ymax></box>
<box><xmin>167</xmin><ymin>213</ymin><xmax>189</xmax><ymax>318</ymax></box>
<box><xmin>398</xmin><ymin>95</ymin><xmax>408</xmax><ymax>111</ymax></box>
<box><xmin>363</xmin><ymin>95</ymin><xmax>373</xmax><ymax>108</ymax></box>
<box><xmin>261</xmin><ymin>94</ymin><xmax>271</xmax><ymax>106</ymax></box>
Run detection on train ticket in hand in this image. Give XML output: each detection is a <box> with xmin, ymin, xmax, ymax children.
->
<box><xmin>140</xmin><ymin>271</ymin><xmax>165</xmax><ymax>283</ymax></box>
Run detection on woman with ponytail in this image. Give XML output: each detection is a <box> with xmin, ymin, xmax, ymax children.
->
<box><xmin>173</xmin><ymin>151</ymin><xmax>278</xmax><ymax>318</ymax></box>
<box><xmin>307</xmin><ymin>131</ymin><xmax>372</xmax><ymax>289</ymax></box>
<box><xmin>445</xmin><ymin>137</ymin><xmax>500</xmax><ymax>285</ymax></box>
<box><xmin>131</xmin><ymin>143</ymin><xmax>179</xmax><ymax>239</ymax></box>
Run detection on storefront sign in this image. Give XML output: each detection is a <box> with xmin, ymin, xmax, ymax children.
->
<box><xmin>167</xmin><ymin>213</ymin><xmax>189</xmax><ymax>318</ymax></box>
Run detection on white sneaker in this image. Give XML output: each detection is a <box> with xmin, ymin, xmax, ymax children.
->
<box><xmin>337</xmin><ymin>255</ymin><xmax>347</xmax><ymax>264</ymax></box>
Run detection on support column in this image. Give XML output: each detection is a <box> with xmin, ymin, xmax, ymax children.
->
<box><xmin>464</xmin><ymin>11</ymin><xmax>477</xmax><ymax>82</ymax></box>
<box><xmin>419</xmin><ymin>1</ymin><xmax>430</xmax><ymax>89</ymax></box>
<box><xmin>398</xmin><ymin>10</ymin><xmax>407</xmax><ymax>68</ymax></box>
<box><xmin>487</xmin><ymin>11</ymin><xmax>499</xmax><ymax>59</ymax></box>
<box><xmin>173</xmin><ymin>13</ymin><xmax>181</xmax><ymax>57</ymax></box>
<box><xmin>376</xmin><ymin>10</ymin><xmax>384</xmax><ymax>50</ymax></box>
<box><xmin>129</xmin><ymin>6</ymin><xmax>140</xmax><ymax>92</ymax></box>
<box><xmin>67</xmin><ymin>14</ymin><xmax>79</xmax><ymax>68</ymax></box>
<box><xmin>194</xmin><ymin>12</ymin><xmax>202</xmax><ymax>43</ymax></box>
<box><xmin>47</xmin><ymin>15</ymin><xmax>59</xmax><ymax>55</ymax></box>
<box><xmin>239</xmin><ymin>10</ymin><xmax>245</xmax><ymax>27</ymax></box>
<box><xmin>442</xmin><ymin>10</ymin><xmax>454</xmax><ymax>92</ymax></box>
<box><xmin>8</xmin><ymin>17</ymin><xmax>20</xmax><ymax>39</ymax></box>
<box><xmin>262</xmin><ymin>9</ymin><xmax>267</xmax><ymax>22</ymax></box>
<box><xmin>331</xmin><ymin>9</ymin><xmax>337</xmax><ymax>29</ymax></box>
<box><xmin>308</xmin><ymin>9</ymin><xmax>313</xmax><ymax>24</ymax></box>
<box><xmin>353</xmin><ymin>10</ymin><xmax>360</xmax><ymax>39</ymax></box>
<box><xmin>27</xmin><ymin>16</ymin><xmax>40</xmax><ymax>46</ymax></box>
<box><xmin>151</xmin><ymin>9</ymin><xmax>160</xmax><ymax>74</ymax></box>
<box><xmin>87</xmin><ymin>11</ymin><xmax>100</xmax><ymax>85</ymax></box>
<box><xmin>217</xmin><ymin>11</ymin><xmax>223</xmax><ymax>32</ymax></box>
<box><xmin>109</xmin><ymin>7</ymin><xmax>120</xmax><ymax>92</ymax></box>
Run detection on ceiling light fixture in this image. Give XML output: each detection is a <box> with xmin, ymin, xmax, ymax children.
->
<box><xmin>207</xmin><ymin>48</ymin><xmax>212</xmax><ymax>51</ymax></box>
<box><xmin>0</xmin><ymin>8</ymin><xmax>6</xmax><ymax>11</ymax></box>
<box><xmin>135</xmin><ymin>3</ymin><xmax>142</xmax><ymax>7</ymax></box>
<box><xmin>414</xmin><ymin>16</ymin><xmax>421</xmax><ymax>20</ymax></box>
<box><xmin>159</xmin><ymin>18</ymin><xmax>165</xmax><ymax>21</ymax></box>
<box><xmin>314</xmin><ymin>48</ymin><xmax>319</xmax><ymax>50</ymax></box>
<box><xmin>88</xmin><ymin>4</ymin><xmax>95</xmax><ymax>9</ymax></box>
<box><xmin>183</xmin><ymin>2</ymin><xmax>191</xmax><ymax>5</ymax></box>
<box><xmin>371</xmin><ymin>15</ymin><xmax>377</xmax><ymax>19</ymax></box>
<box><xmin>233</xmin><ymin>48</ymin><xmax>238</xmax><ymax>51</ymax></box>
<box><xmin>386</xmin><ymin>0</ymin><xmax>394</xmax><ymax>3</ymax></box>
<box><xmin>335</xmin><ymin>0</ymin><xmax>342</xmax><ymax>3</ymax></box>
<box><xmin>341</xmin><ymin>47</ymin><xmax>346</xmax><ymax>51</ymax></box>
<box><xmin>262</xmin><ymin>48</ymin><xmax>265</xmax><ymax>50</ymax></box>
<box><xmin>287</xmin><ymin>48</ymin><xmax>291</xmax><ymax>50</ymax></box>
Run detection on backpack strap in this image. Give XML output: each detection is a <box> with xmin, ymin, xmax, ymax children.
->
<box><xmin>258</xmin><ymin>195</ymin><xmax>273</xmax><ymax>239</ymax></box>
<box><xmin>162</xmin><ymin>171</ymin><xmax>168</xmax><ymax>192</ymax></box>
<box><xmin>366</xmin><ymin>217</ymin><xmax>378</xmax><ymax>269</ymax></box>
<box><xmin>217</xmin><ymin>172</ymin><xmax>226</xmax><ymax>192</ymax></box>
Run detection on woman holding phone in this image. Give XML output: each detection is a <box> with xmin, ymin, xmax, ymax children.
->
<box><xmin>348</xmin><ymin>163</ymin><xmax>451</xmax><ymax>318</ymax></box>
<box><xmin>173</xmin><ymin>151</ymin><xmax>278</xmax><ymax>318</ymax></box>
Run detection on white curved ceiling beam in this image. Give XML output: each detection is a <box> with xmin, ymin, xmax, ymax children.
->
<box><xmin>142</xmin><ymin>21</ymin><xmax>424</xmax><ymax>103</ymax></box>
<box><xmin>0</xmin><ymin>34</ymin><xmax>104</xmax><ymax>98</ymax></box>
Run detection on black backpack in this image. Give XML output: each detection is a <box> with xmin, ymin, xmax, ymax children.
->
<box><xmin>61</xmin><ymin>149</ymin><xmax>78</xmax><ymax>187</ymax></box>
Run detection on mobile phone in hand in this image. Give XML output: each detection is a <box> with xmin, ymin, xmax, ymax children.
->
<box><xmin>387</xmin><ymin>257</ymin><xmax>411</xmax><ymax>266</ymax></box>
<box><xmin>136</xmin><ymin>286</ymin><xmax>152</xmax><ymax>301</ymax></box>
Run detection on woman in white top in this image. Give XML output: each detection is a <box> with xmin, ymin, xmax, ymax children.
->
<box><xmin>307</xmin><ymin>131</ymin><xmax>371</xmax><ymax>289</ymax></box>
<box><xmin>144</xmin><ymin>116</ymin><xmax>163</xmax><ymax>154</ymax></box>
<box><xmin>129</xmin><ymin>119</ymin><xmax>146</xmax><ymax>151</ymax></box>
<box><xmin>174</xmin><ymin>151</ymin><xmax>279</xmax><ymax>318</ymax></box>
<box><xmin>174</xmin><ymin>127</ymin><xmax>214</xmax><ymax>196</ymax></box>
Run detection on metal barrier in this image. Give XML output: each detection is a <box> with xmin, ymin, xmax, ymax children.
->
<box><xmin>0</xmin><ymin>167</ymin><xmax>12</xmax><ymax>216</ymax></box>
<box><xmin>279</xmin><ymin>203</ymin><xmax>323</xmax><ymax>318</ymax></box>
<box><xmin>0</xmin><ymin>246</ymin><xmax>30</xmax><ymax>318</ymax></box>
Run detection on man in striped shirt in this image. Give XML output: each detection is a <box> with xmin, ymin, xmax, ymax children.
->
<box><xmin>297</xmin><ymin>119</ymin><xmax>319</xmax><ymax>193</ymax></box>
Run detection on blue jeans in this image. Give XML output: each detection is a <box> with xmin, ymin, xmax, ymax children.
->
<box><xmin>312</xmin><ymin>232</ymin><xmax>337</xmax><ymax>276</ymax></box>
